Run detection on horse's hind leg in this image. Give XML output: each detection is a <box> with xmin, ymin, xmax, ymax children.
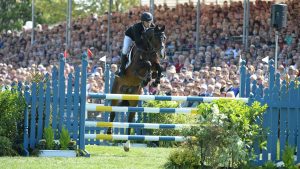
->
<box><xmin>123</xmin><ymin>100</ymin><xmax>138</xmax><ymax>152</ymax></box>
<box><xmin>107</xmin><ymin>78</ymin><xmax>120</xmax><ymax>134</ymax></box>
<box><xmin>107</xmin><ymin>99</ymin><xmax>118</xmax><ymax>134</ymax></box>
<box><xmin>127</xmin><ymin>100</ymin><xmax>138</xmax><ymax>135</ymax></box>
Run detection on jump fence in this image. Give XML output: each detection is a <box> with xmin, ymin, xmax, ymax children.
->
<box><xmin>21</xmin><ymin>55</ymin><xmax>300</xmax><ymax>165</ymax></box>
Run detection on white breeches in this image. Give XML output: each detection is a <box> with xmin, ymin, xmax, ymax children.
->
<box><xmin>122</xmin><ymin>36</ymin><xmax>133</xmax><ymax>55</ymax></box>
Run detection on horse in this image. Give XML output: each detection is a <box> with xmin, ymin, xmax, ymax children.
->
<box><xmin>106</xmin><ymin>25</ymin><xmax>166</xmax><ymax>151</ymax></box>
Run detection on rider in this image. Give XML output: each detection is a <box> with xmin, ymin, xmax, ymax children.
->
<box><xmin>118</xmin><ymin>12</ymin><xmax>155</xmax><ymax>77</ymax></box>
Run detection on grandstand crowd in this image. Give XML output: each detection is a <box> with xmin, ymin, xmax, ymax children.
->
<box><xmin>1</xmin><ymin>0</ymin><xmax>300</xmax><ymax>103</ymax></box>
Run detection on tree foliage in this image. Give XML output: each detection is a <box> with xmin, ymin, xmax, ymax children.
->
<box><xmin>75</xmin><ymin>0</ymin><xmax>140</xmax><ymax>17</ymax></box>
<box><xmin>0</xmin><ymin>0</ymin><xmax>140</xmax><ymax>31</ymax></box>
<box><xmin>35</xmin><ymin>0</ymin><xmax>74</xmax><ymax>25</ymax></box>
<box><xmin>0</xmin><ymin>0</ymin><xmax>32</xmax><ymax>32</ymax></box>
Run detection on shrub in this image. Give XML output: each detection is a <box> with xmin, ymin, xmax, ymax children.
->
<box><xmin>0</xmin><ymin>90</ymin><xmax>26</xmax><ymax>156</ymax></box>
<box><xmin>262</xmin><ymin>161</ymin><xmax>277</xmax><ymax>169</ymax></box>
<box><xmin>43</xmin><ymin>127</ymin><xmax>54</xmax><ymax>150</ymax></box>
<box><xmin>0</xmin><ymin>136</ymin><xmax>18</xmax><ymax>156</ymax></box>
<box><xmin>165</xmin><ymin>99</ymin><xmax>268</xmax><ymax>168</ymax></box>
<box><xmin>59</xmin><ymin>127</ymin><xmax>71</xmax><ymax>150</ymax></box>
<box><xmin>282</xmin><ymin>145</ymin><xmax>297</xmax><ymax>169</ymax></box>
<box><xmin>164</xmin><ymin>148</ymin><xmax>199</xmax><ymax>169</ymax></box>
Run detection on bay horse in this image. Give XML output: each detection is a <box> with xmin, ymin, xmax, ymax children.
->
<box><xmin>107</xmin><ymin>25</ymin><xmax>166</xmax><ymax>151</ymax></box>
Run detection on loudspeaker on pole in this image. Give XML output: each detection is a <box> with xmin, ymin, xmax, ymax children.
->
<box><xmin>271</xmin><ymin>4</ymin><xmax>287</xmax><ymax>30</ymax></box>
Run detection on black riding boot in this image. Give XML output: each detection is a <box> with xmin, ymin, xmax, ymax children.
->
<box><xmin>118</xmin><ymin>54</ymin><xmax>128</xmax><ymax>77</ymax></box>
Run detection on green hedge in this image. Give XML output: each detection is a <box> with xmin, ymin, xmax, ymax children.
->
<box><xmin>0</xmin><ymin>89</ymin><xmax>26</xmax><ymax>156</ymax></box>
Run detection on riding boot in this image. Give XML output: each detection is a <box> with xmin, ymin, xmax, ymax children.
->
<box><xmin>118</xmin><ymin>54</ymin><xmax>128</xmax><ymax>77</ymax></box>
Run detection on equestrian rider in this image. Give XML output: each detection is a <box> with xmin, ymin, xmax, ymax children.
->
<box><xmin>118</xmin><ymin>12</ymin><xmax>155</xmax><ymax>77</ymax></box>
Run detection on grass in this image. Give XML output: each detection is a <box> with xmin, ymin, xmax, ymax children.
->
<box><xmin>0</xmin><ymin>145</ymin><xmax>174</xmax><ymax>169</ymax></box>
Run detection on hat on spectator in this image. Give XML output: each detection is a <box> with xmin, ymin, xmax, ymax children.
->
<box><xmin>288</xmin><ymin>66</ymin><xmax>295</xmax><ymax>70</ymax></box>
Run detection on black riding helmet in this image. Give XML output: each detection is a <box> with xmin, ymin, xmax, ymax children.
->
<box><xmin>141</xmin><ymin>12</ymin><xmax>153</xmax><ymax>22</ymax></box>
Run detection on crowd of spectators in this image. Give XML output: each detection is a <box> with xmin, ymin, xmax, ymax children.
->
<box><xmin>1</xmin><ymin>0</ymin><xmax>300</xmax><ymax>103</ymax></box>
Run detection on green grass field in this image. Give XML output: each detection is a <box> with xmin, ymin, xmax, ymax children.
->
<box><xmin>0</xmin><ymin>146</ymin><xmax>174</xmax><ymax>169</ymax></box>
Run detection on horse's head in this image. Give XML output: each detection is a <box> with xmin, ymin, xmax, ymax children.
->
<box><xmin>142</xmin><ymin>25</ymin><xmax>166</xmax><ymax>53</ymax></box>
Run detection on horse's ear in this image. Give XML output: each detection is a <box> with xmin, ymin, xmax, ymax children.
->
<box><xmin>154</xmin><ymin>25</ymin><xmax>159</xmax><ymax>31</ymax></box>
<box><xmin>160</xmin><ymin>25</ymin><xmax>165</xmax><ymax>32</ymax></box>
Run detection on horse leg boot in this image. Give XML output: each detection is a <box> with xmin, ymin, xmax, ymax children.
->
<box><xmin>118</xmin><ymin>54</ymin><xmax>128</xmax><ymax>77</ymax></box>
<box><xmin>151</xmin><ymin>64</ymin><xmax>162</xmax><ymax>87</ymax></box>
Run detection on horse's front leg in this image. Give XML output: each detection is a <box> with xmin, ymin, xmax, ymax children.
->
<box><xmin>141</xmin><ymin>61</ymin><xmax>153</xmax><ymax>87</ymax></box>
<box><xmin>151</xmin><ymin>63</ymin><xmax>162</xmax><ymax>87</ymax></box>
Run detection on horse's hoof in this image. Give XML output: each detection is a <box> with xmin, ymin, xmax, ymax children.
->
<box><xmin>123</xmin><ymin>141</ymin><xmax>130</xmax><ymax>152</ymax></box>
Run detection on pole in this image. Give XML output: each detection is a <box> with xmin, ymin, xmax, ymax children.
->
<box><xmin>196</xmin><ymin>0</ymin><xmax>200</xmax><ymax>53</ymax></box>
<box><xmin>245</xmin><ymin>0</ymin><xmax>249</xmax><ymax>51</ymax></box>
<box><xmin>150</xmin><ymin>0</ymin><xmax>154</xmax><ymax>16</ymax></box>
<box><xmin>275</xmin><ymin>31</ymin><xmax>279</xmax><ymax>71</ymax></box>
<box><xmin>66</xmin><ymin>0</ymin><xmax>72</xmax><ymax>50</ymax></box>
<box><xmin>242</xmin><ymin>0</ymin><xmax>246</xmax><ymax>46</ymax></box>
<box><xmin>31</xmin><ymin>0</ymin><xmax>35</xmax><ymax>45</ymax></box>
<box><xmin>107</xmin><ymin>0</ymin><xmax>113</xmax><ymax>62</ymax></box>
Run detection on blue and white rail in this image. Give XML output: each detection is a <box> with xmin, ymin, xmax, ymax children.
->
<box><xmin>85</xmin><ymin>134</ymin><xmax>187</xmax><ymax>142</ymax></box>
<box><xmin>85</xmin><ymin>121</ymin><xmax>188</xmax><ymax>129</ymax></box>
<box><xmin>88</xmin><ymin>93</ymin><xmax>249</xmax><ymax>103</ymax></box>
<box><xmin>85</xmin><ymin>104</ymin><xmax>198</xmax><ymax>114</ymax></box>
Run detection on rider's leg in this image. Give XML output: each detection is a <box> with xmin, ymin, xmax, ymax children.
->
<box><xmin>160</xmin><ymin>46</ymin><xmax>166</xmax><ymax>59</ymax></box>
<box><xmin>119</xmin><ymin>36</ymin><xmax>133</xmax><ymax>76</ymax></box>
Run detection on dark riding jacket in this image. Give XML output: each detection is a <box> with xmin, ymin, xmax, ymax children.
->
<box><xmin>125</xmin><ymin>22</ymin><xmax>155</xmax><ymax>48</ymax></box>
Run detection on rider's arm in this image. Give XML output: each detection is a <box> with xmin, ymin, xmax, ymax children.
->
<box><xmin>125</xmin><ymin>26</ymin><xmax>135</xmax><ymax>41</ymax></box>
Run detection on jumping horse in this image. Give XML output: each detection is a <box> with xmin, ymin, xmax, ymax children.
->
<box><xmin>107</xmin><ymin>25</ymin><xmax>166</xmax><ymax>151</ymax></box>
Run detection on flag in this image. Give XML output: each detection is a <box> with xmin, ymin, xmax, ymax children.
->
<box><xmin>87</xmin><ymin>48</ymin><xmax>93</xmax><ymax>58</ymax></box>
<box><xmin>99</xmin><ymin>55</ymin><xmax>106</xmax><ymax>62</ymax></box>
<box><xmin>64</xmin><ymin>50</ymin><xmax>68</xmax><ymax>58</ymax></box>
<box><xmin>262</xmin><ymin>56</ymin><xmax>269</xmax><ymax>64</ymax></box>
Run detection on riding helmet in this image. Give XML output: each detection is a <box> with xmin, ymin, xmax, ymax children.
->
<box><xmin>141</xmin><ymin>12</ymin><xmax>153</xmax><ymax>22</ymax></box>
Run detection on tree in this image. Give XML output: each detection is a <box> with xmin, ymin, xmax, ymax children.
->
<box><xmin>74</xmin><ymin>0</ymin><xmax>140</xmax><ymax>17</ymax></box>
<box><xmin>0</xmin><ymin>0</ymin><xmax>32</xmax><ymax>32</ymax></box>
<box><xmin>0</xmin><ymin>0</ymin><xmax>140</xmax><ymax>32</ymax></box>
<box><xmin>34</xmin><ymin>0</ymin><xmax>72</xmax><ymax>25</ymax></box>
